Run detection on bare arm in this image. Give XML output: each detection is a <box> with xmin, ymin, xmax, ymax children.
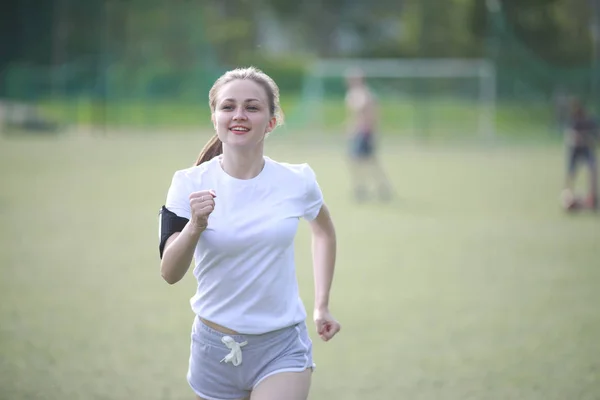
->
<box><xmin>160</xmin><ymin>224</ymin><xmax>203</xmax><ymax>284</ymax></box>
<box><xmin>309</xmin><ymin>203</ymin><xmax>337</xmax><ymax>310</ymax></box>
<box><xmin>160</xmin><ymin>190</ymin><xmax>215</xmax><ymax>285</ymax></box>
<box><xmin>309</xmin><ymin>203</ymin><xmax>341</xmax><ymax>341</ymax></box>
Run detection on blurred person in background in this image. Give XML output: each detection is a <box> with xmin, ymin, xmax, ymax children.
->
<box><xmin>561</xmin><ymin>97</ymin><xmax>598</xmax><ymax>211</ymax></box>
<box><xmin>344</xmin><ymin>68</ymin><xmax>394</xmax><ymax>202</ymax></box>
<box><xmin>158</xmin><ymin>66</ymin><xmax>341</xmax><ymax>400</ymax></box>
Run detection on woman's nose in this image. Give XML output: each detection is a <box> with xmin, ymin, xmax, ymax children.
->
<box><xmin>233</xmin><ymin>107</ymin><xmax>247</xmax><ymax>120</ymax></box>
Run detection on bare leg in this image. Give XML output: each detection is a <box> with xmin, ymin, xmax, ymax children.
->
<box><xmin>563</xmin><ymin>173</ymin><xmax>576</xmax><ymax>201</ymax></box>
<box><xmin>348</xmin><ymin>158</ymin><xmax>369</xmax><ymax>201</ymax></box>
<box><xmin>561</xmin><ymin>170</ymin><xmax>577</xmax><ymax>209</ymax></box>
<box><xmin>250</xmin><ymin>370</ymin><xmax>312</xmax><ymax>400</ymax></box>
<box><xmin>366</xmin><ymin>157</ymin><xmax>394</xmax><ymax>200</ymax></box>
<box><xmin>562</xmin><ymin>148</ymin><xmax>578</xmax><ymax>208</ymax></box>
<box><xmin>565</xmin><ymin>175</ymin><xmax>575</xmax><ymax>192</ymax></box>
<box><xmin>564</xmin><ymin>146</ymin><xmax>576</xmax><ymax>192</ymax></box>
<box><xmin>588</xmin><ymin>156</ymin><xmax>598</xmax><ymax>208</ymax></box>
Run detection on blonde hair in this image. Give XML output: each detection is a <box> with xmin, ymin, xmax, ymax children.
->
<box><xmin>195</xmin><ymin>67</ymin><xmax>284</xmax><ymax>166</ymax></box>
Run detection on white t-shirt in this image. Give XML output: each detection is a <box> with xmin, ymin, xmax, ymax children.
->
<box><xmin>164</xmin><ymin>155</ymin><xmax>324</xmax><ymax>334</ymax></box>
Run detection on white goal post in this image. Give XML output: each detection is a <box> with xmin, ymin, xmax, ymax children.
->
<box><xmin>300</xmin><ymin>58</ymin><xmax>497</xmax><ymax>139</ymax></box>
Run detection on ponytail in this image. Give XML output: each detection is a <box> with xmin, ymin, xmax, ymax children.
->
<box><xmin>195</xmin><ymin>134</ymin><xmax>223</xmax><ymax>166</ymax></box>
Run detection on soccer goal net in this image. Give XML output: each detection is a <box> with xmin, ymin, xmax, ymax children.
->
<box><xmin>297</xmin><ymin>58</ymin><xmax>496</xmax><ymax>140</ymax></box>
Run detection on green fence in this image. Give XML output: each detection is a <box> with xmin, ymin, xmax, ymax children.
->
<box><xmin>2</xmin><ymin>0</ymin><xmax>598</xmax><ymax>140</ymax></box>
<box><xmin>486</xmin><ymin>1</ymin><xmax>600</xmax><ymax>107</ymax></box>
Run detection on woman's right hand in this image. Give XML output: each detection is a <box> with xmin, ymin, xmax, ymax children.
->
<box><xmin>189</xmin><ymin>190</ymin><xmax>216</xmax><ymax>232</ymax></box>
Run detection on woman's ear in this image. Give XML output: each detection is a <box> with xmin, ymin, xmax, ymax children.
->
<box><xmin>265</xmin><ymin>116</ymin><xmax>277</xmax><ymax>134</ymax></box>
<box><xmin>211</xmin><ymin>114</ymin><xmax>217</xmax><ymax>131</ymax></box>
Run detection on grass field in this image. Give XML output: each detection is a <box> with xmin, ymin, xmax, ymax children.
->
<box><xmin>1</xmin><ymin>130</ymin><xmax>599</xmax><ymax>400</ymax></box>
<box><xmin>35</xmin><ymin>95</ymin><xmax>557</xmax><ymax>143</ymax></box>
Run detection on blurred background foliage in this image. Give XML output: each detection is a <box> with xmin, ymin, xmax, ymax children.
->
<box><xmin>1</xmin><ymin>0</ymin><xmax>599</xmax><ymax>136</ymax></box>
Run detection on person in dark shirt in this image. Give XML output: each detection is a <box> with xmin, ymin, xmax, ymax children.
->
<box><xmin>562</xmin><ymin>98</ymin><xmax>598</xmax><ymax>210</ymax></box>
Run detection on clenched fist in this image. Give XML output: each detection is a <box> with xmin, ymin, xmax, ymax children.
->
<box><xmin>189</xmin><ymin>190</ymin><xmax>216</xmax><ymax>232</ymax></box>
<box><xmin>313</xmin><ymin>307</ymin><xmax>341</xmax><ymax>342</ymax></box>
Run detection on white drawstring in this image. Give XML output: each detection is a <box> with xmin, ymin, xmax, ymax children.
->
<box><xmin>220</xmin><ymin>336</ymin><xmax>248</xmax><ymax>367</ymax></box>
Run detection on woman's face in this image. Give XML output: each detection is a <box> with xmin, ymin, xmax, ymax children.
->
<box><xmin>212</xmin><ymin>79</ymin><xmax>276</xmax><ymax>149</ymax></box>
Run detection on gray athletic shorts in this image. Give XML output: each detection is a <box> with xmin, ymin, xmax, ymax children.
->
<box><xmin>187</xmin><ymin>316</ymin><xmax>315</xmax><ymax>400</ymax></box>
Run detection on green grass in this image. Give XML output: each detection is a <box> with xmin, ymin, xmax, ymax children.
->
<box><xmin>34</xmin><ymin>96</ymin><xmax>558</xmax><ymax>143</ymax></box>
<box><xmin>1</xmin><ymin>131</ymin><xmax>599</xmax><ymax>399</ymax></box>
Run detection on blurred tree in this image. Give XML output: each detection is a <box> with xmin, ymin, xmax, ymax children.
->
<box><xmin>471</xmin><ymin>0</ymin><xmax>593</xmax><ymax>66</ymax></box>
<box><xmin>4</xmin><ymin>0</ymin><xmax>595</xmax><ymax>68</ymax></box>
<box><xmin>197</xmin><ymin>0</ymin><xmax>259</xmax><ymax>65</ymax></box>
<box><xmin>257</xmin><ymin>0</ymin><xmax>346</xmax><ymax>56</ymax></box>
<box><xmin>3</xmin><ymin>0</ymin><xmax>596</xmax><ymax>101</ymax></box>
<box><xmin>262</xmin><ymin>0</ymin><xmax>403</xmax><ymax>56</ymax></box>
<box><xmin>0</xmin><ymin>0</ymin><xmax>22</xmax><ymax>73</ymax></box>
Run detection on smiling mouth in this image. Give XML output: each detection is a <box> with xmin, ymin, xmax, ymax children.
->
<box><xmin>230</xmin><ymin>127</ymin><xmax>250</xmax><ymax>135</ymax></box>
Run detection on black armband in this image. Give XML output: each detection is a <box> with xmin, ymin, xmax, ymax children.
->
<box><xmin>158</xmin><ymin>206</ymin><xmax>189</xmax><ymax>259</ymax></box>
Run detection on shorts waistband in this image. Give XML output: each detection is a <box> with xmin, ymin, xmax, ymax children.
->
<box><xmin>194</xmin><ymin>316</ymin><xmax>303</xmax><ymax>349</ymax></box>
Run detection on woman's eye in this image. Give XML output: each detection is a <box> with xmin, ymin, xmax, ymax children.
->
<box><xmin>247</xmin><ymin>106</ymin><xmax>258</xmax><ymax>111</ymax></box>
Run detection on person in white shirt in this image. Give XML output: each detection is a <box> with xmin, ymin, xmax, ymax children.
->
<box><xmin>158</xmin><ymin>66</ymin><xmax>340</xmax><ymax>400</ymax></box>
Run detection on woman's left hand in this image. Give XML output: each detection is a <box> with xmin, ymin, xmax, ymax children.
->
<box><xmin>313</xmin><ymin>307</ymin><xmax>341</xmax><ymax>342</ymax></box>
